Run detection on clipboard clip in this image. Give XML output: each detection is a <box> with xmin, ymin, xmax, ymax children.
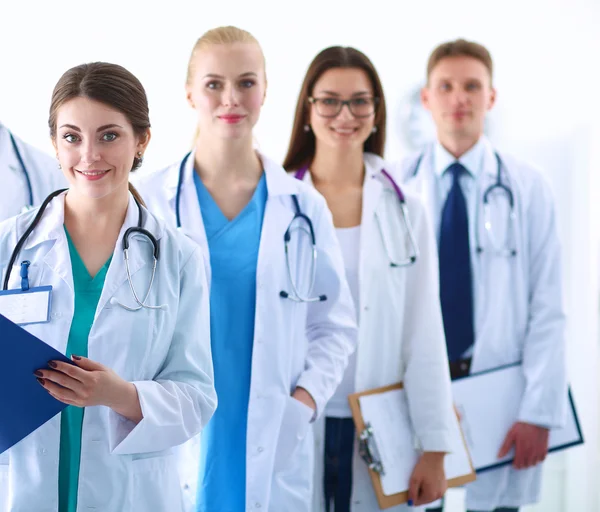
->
<box><xmin>358</xmin><ymin>422</ymin><xmax>385</xmax><ymax>475</ymax></box>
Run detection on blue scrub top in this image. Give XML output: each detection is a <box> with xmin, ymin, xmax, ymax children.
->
<box><xmin>194</xmin><ymin>171</ymin><xmax>268</xmax><ymax>512</ymax></box>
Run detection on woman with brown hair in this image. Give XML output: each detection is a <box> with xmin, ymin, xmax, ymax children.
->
<box><xmin>0</xmin><ymin>62</ymin><xmax>216</xmax><ymax>512</ymax></box>
<box><xmin>283</xmin><ymin>46</ymin><xmax>456</xmax><ymax>510</ymax></box>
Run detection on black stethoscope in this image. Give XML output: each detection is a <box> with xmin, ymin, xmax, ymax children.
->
<box><xmin>2</xmin><ymin>189</ymin><xmax>164</xmax><ymax>311</ymax></box>
<box><xmin>411</xmin><ymin>150</ymin><xmax>517</xmax><ymax>256</ymax></box>
<box><xmin>174</xmin><ymin>151</ymin><xmax>327</xmax><ymax>302</ymax></box>
<box><xmin>8</xmin><ymin>131</ymin><xmax>34</xmax><ymax>209</ymax></box>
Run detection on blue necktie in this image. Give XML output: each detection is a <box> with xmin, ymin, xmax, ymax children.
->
<box><xmin>439</xmin><ymin>162</ymin><xmax>474</xmax><ymax>362</ymax></box>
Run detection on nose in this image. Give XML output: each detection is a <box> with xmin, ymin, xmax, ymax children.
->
<box><xmin>451</xmin><ymin>89</ymin><xmax>469</xmax><ymax>107</ymax></box>
<box><xmin>337</xmin><ymin>102</ymin><xmax>354</xmax><ymax>120</ymax></box>
<box><xmin>221</xmin><ymin>83</ymin><xmax>240</xmax><ymax>107</ymax></box>
<box><xmin>80</xmin><ymin>140</ymin><xmax>101</xmax><ymax>166</ymax></box>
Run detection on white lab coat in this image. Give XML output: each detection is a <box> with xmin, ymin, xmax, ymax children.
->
<box><xmin>297</xmin><ymin>153</ymin><xmax>455</xmax><ymax>512</ymax></box>
<box><xmin>398</xmin><ymin>138</ymin><xmax>567</xmax><ymax>510</ymax></box>
<box><xmin>0</xmin><ymin>122</ymin><xmax>67</xmax><ymax>221</ymax></box>
<box><xmin>0</xmin><ymin>192</ymin><xmax>217</xmax><ymax>512</ymax></box>
<box><xmin>132</xmin><ymin>151</ymin><xmax>357</xmax><ymax>512</ymax></box>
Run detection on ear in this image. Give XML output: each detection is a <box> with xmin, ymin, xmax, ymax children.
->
<box><xmin>185</xmin><ymin>85</ymin><xmax>196</xmax><ymax>109</ymax></box>
<box><xmin>487</xmin><ymin>87</ymin><xmax>497</xmax><ymax>111</ymax></box>
<box><xmin>262</xmin><ymin>80</ymin><xmax>268</xmax><ymax>106</ymax></box>
<box><xmin>420</xmin><ymin>86</ymin><xmax>431</xmax><ymax>111</ymax></box>
<box><xmin>137</xmin><ymin>129</ymin><xmax>152</xmax><ymax>153</ymax></box>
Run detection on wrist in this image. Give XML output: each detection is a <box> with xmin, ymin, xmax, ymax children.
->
<box><xmin>422</xmin><ymin>451</ymin><xmax>446</xmax><ymax>461</ymax></box>
<box><xmin>110</xmin><ymin>381</ymin><xmax>141</xmax><ymax>420</ymax></box>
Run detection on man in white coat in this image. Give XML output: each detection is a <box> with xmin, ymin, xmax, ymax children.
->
<box><xmin>0</xmin><ymin>121</ymin><xmax>67</xmax><ymax>221</ymax></box>
<box><xmin>399</xmin><ymin>39</ymin><xmax>567</xmax><ymax>512</ymax></box>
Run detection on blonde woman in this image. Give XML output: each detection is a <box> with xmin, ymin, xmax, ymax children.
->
<box><xmin>133</xmin><ymin>26</ymin><xmax>357</xmax><ymax>512</ymax></box>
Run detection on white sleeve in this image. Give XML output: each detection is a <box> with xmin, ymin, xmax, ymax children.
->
<box><xmin>517</xmin><ymin>172</ymin><xmax>567</xmax><ymax>429</ymax></box>
<box><xmin>109</xmin><ymin>247</ymin><xmax>217</xmax><ymax>454</ymax></box>
<box><xmin>401</xmin><ymin>196</ymin><xmax>455</xmax><ymax>452</ymax></box>
<box><xmin>294</xmin><ymin>196</ymin><xmax>358</xmax><ymax>418</ymax></box>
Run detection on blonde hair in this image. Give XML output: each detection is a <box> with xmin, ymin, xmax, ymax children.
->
<box><xmin>186</xmin><ymin>26</ymin><xmax>265</xmax><ymax>144</ymax></box>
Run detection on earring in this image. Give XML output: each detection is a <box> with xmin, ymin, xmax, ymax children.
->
<box><xmin>133</xmin><ymin>151</ymin><xmax>144</xmax><ymax>170</ymax></box>
<box><xmin>56</xmin><ymin>157</ymin><xmax>61</xmax><ymax>170</ymax></box>
<box><xmin>304</xmin><ymin>124</ymin><xmax>310</xmax><ymax>132</ymax></box>
<box><xmin>372</xmin><ymin>126</ymin><xmax>378</xmax><ymax>133</ymax></box>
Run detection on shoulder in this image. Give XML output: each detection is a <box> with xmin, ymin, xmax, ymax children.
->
<box><xmin>0</xmin><ymin>208</ymin><xmax>40</xmax><ymax>264</ymax></box>
<box><xmin>143</xmin><ymin>207</ymin><xmax>199</xmax><ymax>267</ymax></box>
<box><xmin>499</xmin><ymin>152</ymin><xmax>556</xmax><ymax>206</ymax></box>
<box><xmin>131</xmin><ymin>159</ymin><xmax>178</xmax><ymax>190</ymax></box>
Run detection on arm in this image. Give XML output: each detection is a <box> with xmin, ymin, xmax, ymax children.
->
<box><xmin>402</xmin><ymin>195</ymin><xmax>455</xmax><ymax>453</ymax></box>
<box><xmin>110</xmin><ymin>246</ymin><xmax>216</xmax><ymax>454</ymax></box>
<box><xmin>294</xmin><ymin>196</ymin><xmax>358</xmax><ymax>418</ymax></box>
<box><xmin>518</xmin><ymin>172</ymin><xmax>567</xmax><ymax>429</ymax></box>
<box><xmin>498</xmin><ymin>170</ymin><xmax>567</xmax><ymax>469</ymax></box>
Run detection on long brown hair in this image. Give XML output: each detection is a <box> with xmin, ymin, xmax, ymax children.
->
<box><xmin>48</xmin><ymin>62</ymin><xmax>150</xmax><ymax>205</ymax></box>
<box><xmin>282</xmin><ymin>46</ymin><xmax>387</xmax><ymax>172</ymax></box>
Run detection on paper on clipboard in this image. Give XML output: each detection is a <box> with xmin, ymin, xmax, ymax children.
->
<box><xmin>358</xmin><ymin>387</ymin><xmax>473</xmax><ymax>496</ymax></box>
<box><xmin>451</xmin><ymin>363</ymin><xmax>584</xmax><ymax>473</ymax></box>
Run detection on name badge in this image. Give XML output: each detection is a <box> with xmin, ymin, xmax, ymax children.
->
<box><xmin>0</xmin><ymin>286</ymin><xmax>53</xmax><ymax>326</ymax></box>
<box><xmin>0</xmin><ymin>260</ymin><xmax>51</xmax><ymax>325</ymax></box>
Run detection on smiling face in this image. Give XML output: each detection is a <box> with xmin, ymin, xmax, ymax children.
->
<box><xmin>186</xmin><ymin>42</ymin><xmax>266</xmax><ymax>142</ymax></box>
<box><xmin>53</xmin><ymin>96</ymin><xmax>150</xmax><ymax>200</ymax></box>
<box><xmin>308</xmin><ymin>67</ymin><xmax>377</xmax><ymax>152</ymax></box>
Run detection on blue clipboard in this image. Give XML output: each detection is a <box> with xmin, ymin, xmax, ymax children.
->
<box><xmin>453</xmin><ymin>362</ymin><xmax>584</xmax><ymax>474</ymax></box>
<box><xmin>0</xmin><ymin>313</ymin><xmax>73</xmax><ymax>455</ymax></box>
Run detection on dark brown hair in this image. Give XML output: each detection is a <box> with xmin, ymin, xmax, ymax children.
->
<box><xmin>427</xmin><ymin>39</ymin><xmax>493</xmax><ymax>81</ymax></box>
<box><xmin>282</xmin><ymin>46</ymin><xmax>386</xmax><ymax>172</ymax></box>
<box><xmin>48</xmin><ymin>62</ymin><xmax>150</xmax><ymax>205</ymax></box>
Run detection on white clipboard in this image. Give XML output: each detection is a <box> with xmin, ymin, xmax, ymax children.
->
<box><xmin>451</xmin><ymin>362</ymin><xmax>584</xmax><ymax>473</ymax></box>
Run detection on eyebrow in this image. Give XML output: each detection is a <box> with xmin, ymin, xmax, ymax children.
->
<box><xmin>316</xmin><ymin>90</ymin><xmax>372</xmax><ymax>97</ymax></box>
<box><xmin>59</xmin><ymin>123</ymin><xmax>123</xmax><ymax>132</ymax></box>
<box><xmin>202</xmin><ymin>72</ymin><xmax>258</xmax><ymax>79</ymax></box>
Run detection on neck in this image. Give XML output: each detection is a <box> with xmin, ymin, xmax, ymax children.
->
<box><xmin>64</xmin><ymin>187</ymin><xmax>129</xmax><ymax>237</ymax></box>
<box><xmin>309</xmin><ymin>145</ymin><xmax>364</xmax><ymax>187</ymax></box>
<box><xmin>438</xmin><ymin>132</ymin><xmax>482</xmax><ymax>159</ymax></box>
<box><xmin>194</xmin><ymin>134</ymin><xmax>262</xmax><ymax>183</ymax></box>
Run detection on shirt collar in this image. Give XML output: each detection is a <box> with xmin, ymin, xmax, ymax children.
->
<box><xmin>433</xmin><ymin>136</ymin><xmax>487</xmax><ymax>178</ymax></box>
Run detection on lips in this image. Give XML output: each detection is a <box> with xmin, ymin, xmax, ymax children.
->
<box><xmin>219</xmin><ymin>114</ymin><xmax>245</xmax><ymax>123</ymax></box>
<box><xmin>331</xmin><ymin>127</ymin><xmax>359</xmax><ymax>135</ymax></box>
<box><xmin>76</xmin><ymin>169</ymin><xmax>110</xmax><ymax>181</ymax></box>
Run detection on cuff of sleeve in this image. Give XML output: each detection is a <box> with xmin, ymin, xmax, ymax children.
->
<box><xmin>294</xmin><ymin>375</ymin><xmax>323</xmax><ymax>422</ymax></box>
<box><xmin>518</xmin><ymin>401</ymin><xmax>566</xmax><ymax>430</ymax></box>
<box><xmin>417</xmin><ymin>429</ymin><xmax>455</xmax><ymax>453</ymax></box>
<box><xmin>108</xmin><ymin>381</ymin><xmax>155</xmax><ymax>455</ymax></box>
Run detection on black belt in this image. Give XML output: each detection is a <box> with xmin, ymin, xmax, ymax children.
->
<box><xmin>449</xmin><ymin>357</ymin><xmax>472</xmax><ymax>380</ymax></box>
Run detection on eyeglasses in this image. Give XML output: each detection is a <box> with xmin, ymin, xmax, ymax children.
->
<box><xmin>308</xmin><ymin>96</ymin><xmax>379</xmax><ymax>118</ymax></box>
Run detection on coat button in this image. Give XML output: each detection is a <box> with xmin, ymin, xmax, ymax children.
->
<box><xmin>255</xmin><ymin>503</ymin><xmax>261</xmax><ymax>509</ymax></box>
<box><xmin>257</xmin><ymin>447</ymin><xmax>264</xmax><ymax>453</ymax></box>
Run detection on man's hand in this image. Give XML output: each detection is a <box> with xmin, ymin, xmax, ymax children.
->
<box><xmin>498</xmin><ymin>421</ymin><xmax>549</xmax><ymax>469</ymax></box>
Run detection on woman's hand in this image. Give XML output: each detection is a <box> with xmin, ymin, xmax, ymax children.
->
<box><xmin>407</xmin><ymin>451</ymin><xmax>447</xmax><ymax>506</ymax></box>
<box><xmin>35</xmin><ymin>355</ymin><xmax>143</xmax><ymax>423</ymax></box>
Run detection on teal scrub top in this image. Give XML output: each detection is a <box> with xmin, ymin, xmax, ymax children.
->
<box><xmin>58</xmin><ymin>228</ymin><xmax>112</xmax><ymax>512</ymax></box>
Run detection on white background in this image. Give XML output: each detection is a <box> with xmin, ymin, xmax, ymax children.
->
<box><xmin>1</xmin><ymin>0</ymin><xmax>599</xmax><ymax>510</ymax></box>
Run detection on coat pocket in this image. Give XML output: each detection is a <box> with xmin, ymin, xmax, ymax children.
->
<box><xmin>130</xmin><ymin>452</ymin><xmax>183</xmax><ymax>512</ymax></box>
<box><xmin>273</xmin><ymin>396</ymin><xmax>314</xmax><ymax>473</ymax></box>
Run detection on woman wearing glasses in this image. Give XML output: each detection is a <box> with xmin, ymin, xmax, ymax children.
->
<box><xmin>283</xmin><ymin>47</ymin><xmax>456</xmax><ymax>511</ymax></box>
